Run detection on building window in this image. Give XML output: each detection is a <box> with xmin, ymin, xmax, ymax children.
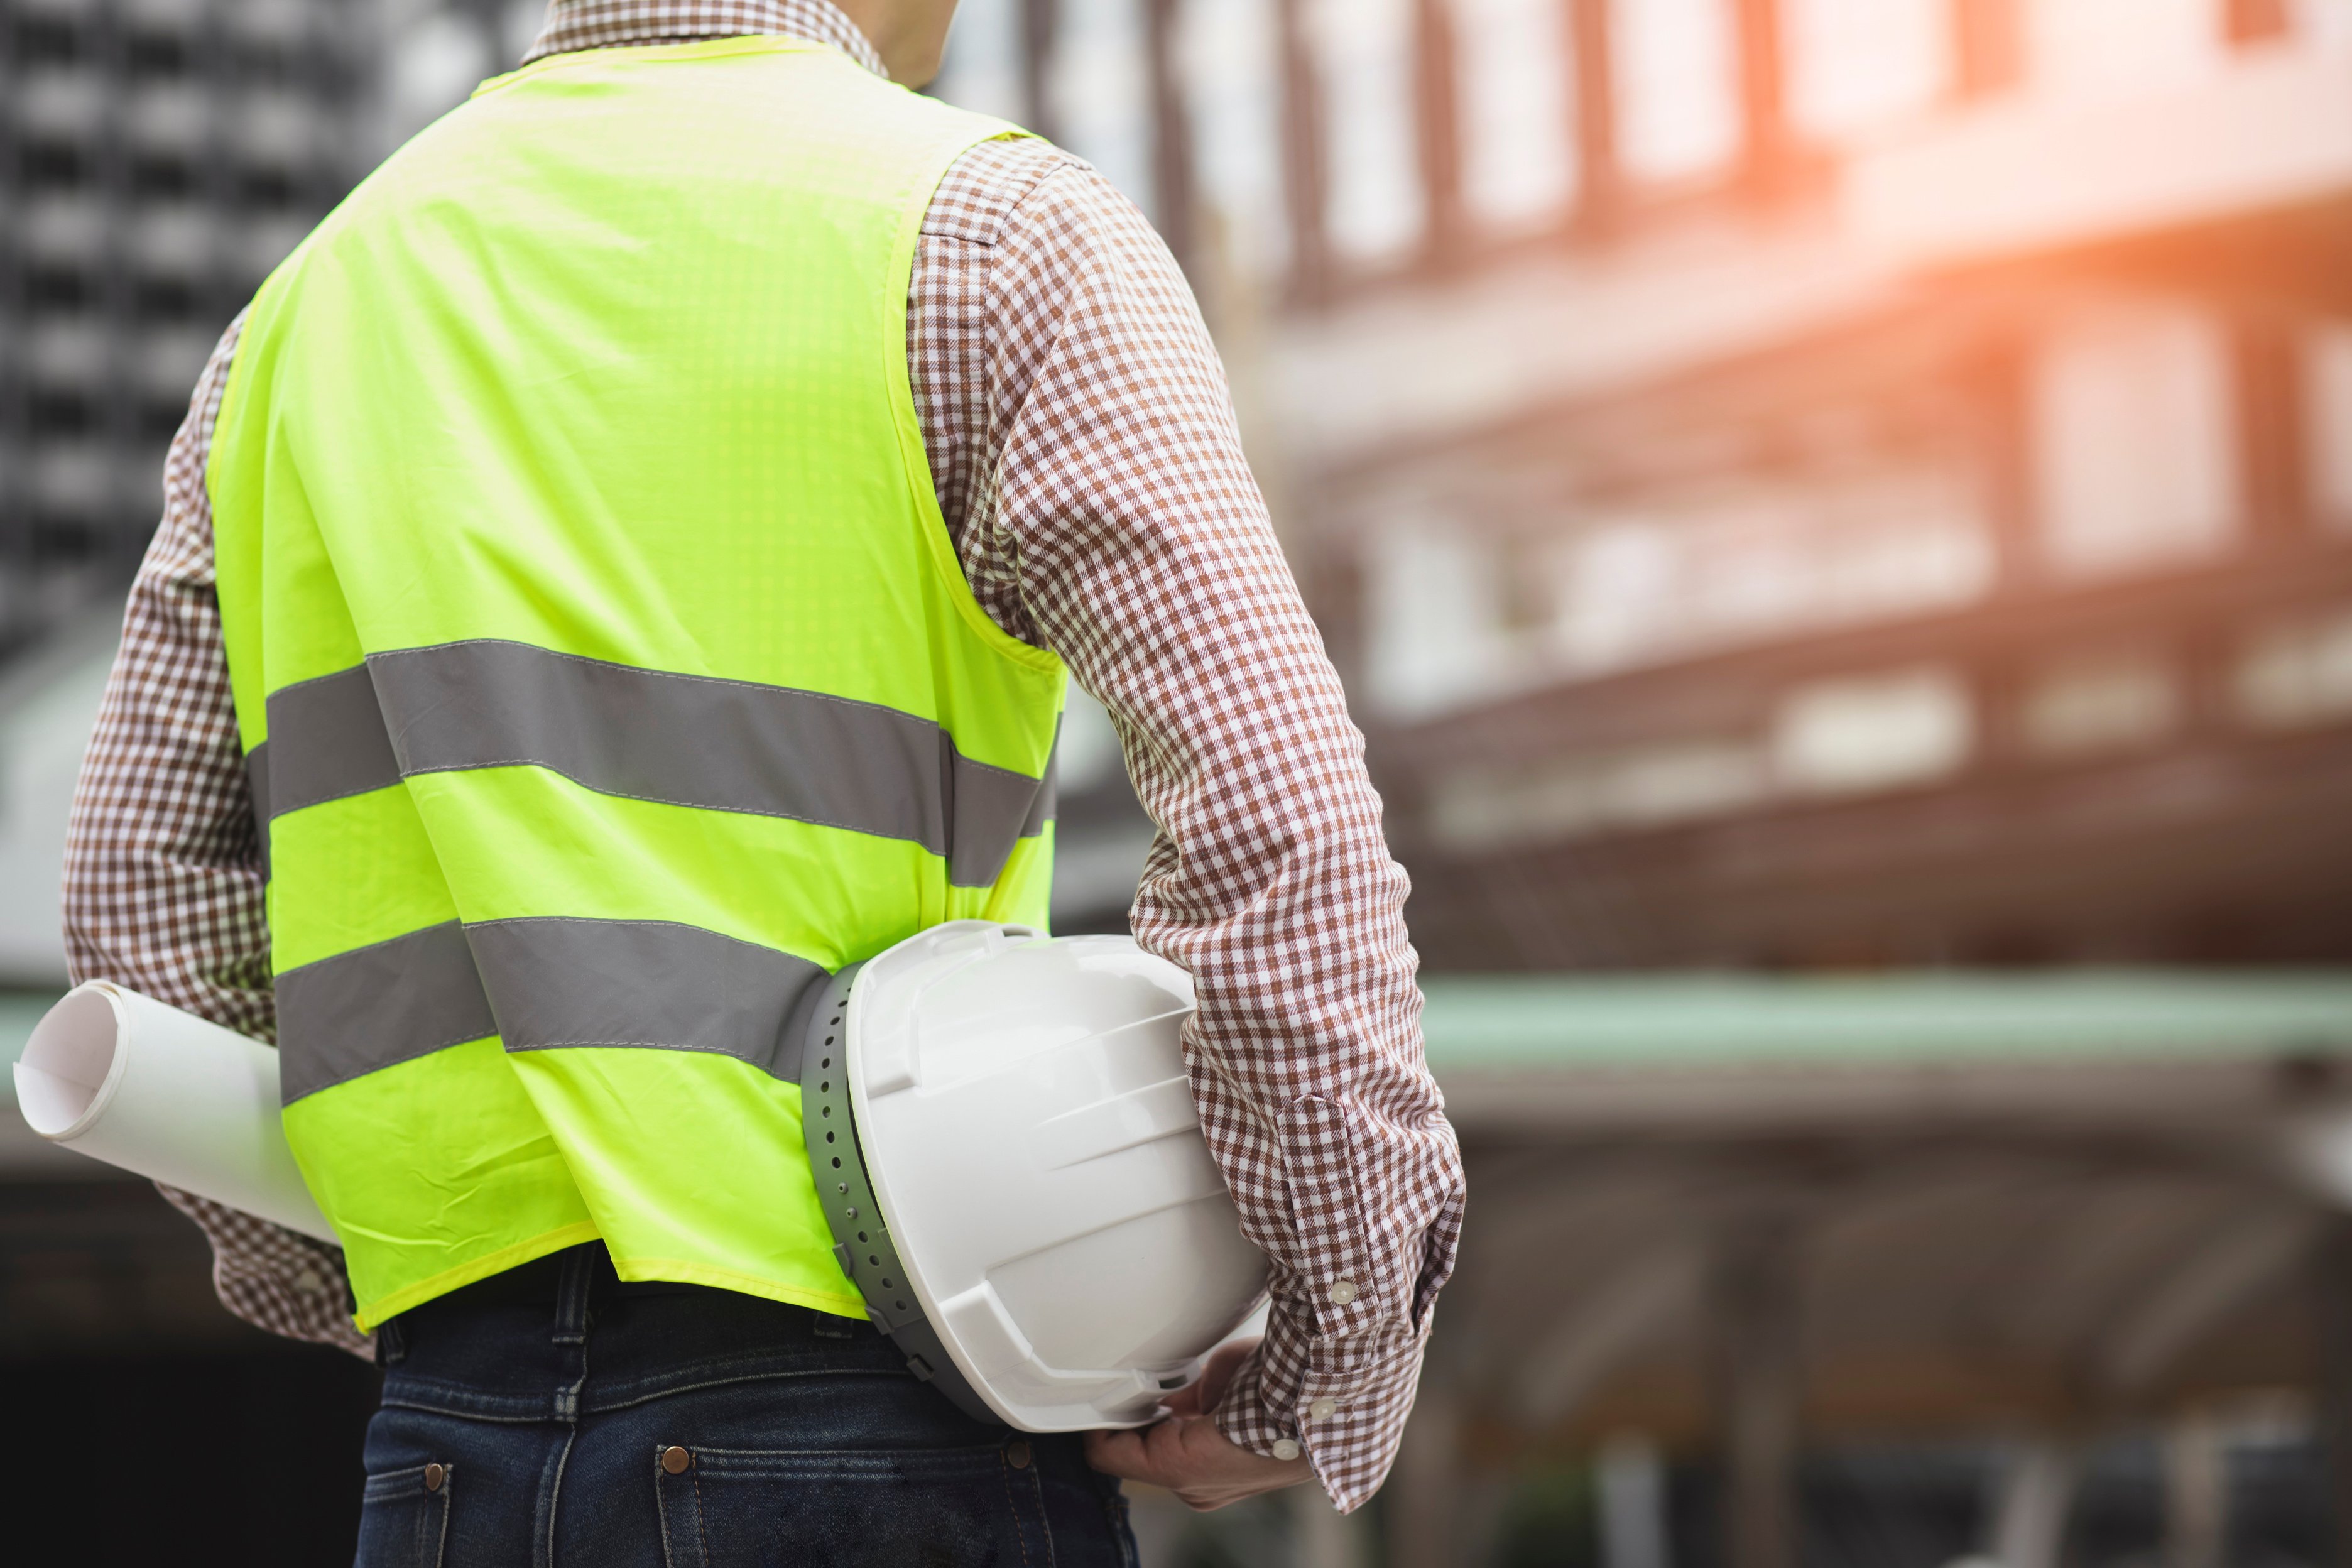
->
<box><xmin>2293</xmin><ymin>0</ymin><xmax>2352</xmax><ymax>48</ymax></box>
<box><xmin>1047</xmin><ymin>0</ymin><xmax>1158</xmax><ymax>219</ymax></box>
<box><xmin>1552</xmin><ymin>520</ymin><xmax>1678</xmax><ymax>671</ymax></box>
<box><xmin>1176</xmin><ymin>0</ymin><xmax>1292</xmax><ymax>283</ymax></box>
<box><xmin>2023</xmin><ymin>0</ymin><xmax>2229</xmax><ymax>103</ymax></box>
<box><xmin>2238</xmin><ymin>607</ymin><xmax>2352</xmax><ymax>728</ymax></box>
<box><xmin>1772</xmin><ymin>667</ymin><xmax>1975</xmax><ymax>797</ymax></box>
<box><xmin>1552</xmin><ymin>469</ymin><xmax>1995</xmax><ymax>673</ymax></box>
<box><xmin>933</xmin><ymin>0</ymin><xmax>1030</xmax><ymax>126</ymax></box>
<box><xmin>1432</xmin><ymin>738</ymin><xmax>1768</xmax><ymax>849</ymax></box>
<box><xmin>1782</xmin><ymin>0</ymin><xmax>1952</xmax><ymax>142</ymax></box>
<box><xmin>2306</xmin><ymin>323</ymin><xmax>2352</xmax><ymax>528</ymax></box>
<box><xmin>1363</xmin><ymin>520</ymin><xmax>1511</xmax><ymax>720</ymax></box>
<box><xmin>384</xmin><ymin>8</ymin><xmax>496</xmax><ymax>147</ymax></box>
<box><xmin>1310</xmin><ymin>0</ymin><xmax>1428</xmax><ymax>264</ymax></box>
<box><xmin>1451</xmin><ymin>0</ymin><xmax>1580</xmax><ymax>232</ymax></box>
<box><xmin>2032</xmin><ymin>307</ymin><xmax>2240</xmax><ymax>579</ymax></box>
<box><xmin>1608</xmin><ymin>0</ymin><xmax>1743</xmax><ymax>188</ymax></box>
<box><xmin>2022</xmin><ymin>653</ymin><xmax>2182</xmax><ymax>756</ymax></box>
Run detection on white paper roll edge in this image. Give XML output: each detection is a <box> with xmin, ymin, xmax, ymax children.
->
<box><xmin>14</xmin><ymin>981</ymin><xmax>337</xmax><ymax>1243</ymax></box>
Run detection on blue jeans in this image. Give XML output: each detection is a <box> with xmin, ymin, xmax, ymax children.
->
<box><xmin>357</xmin><ymin>1243</ymin><xmax>1139</xmax><ymax>1567</ymax></box>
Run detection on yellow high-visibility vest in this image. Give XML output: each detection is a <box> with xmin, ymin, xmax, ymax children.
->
<box><xmin>207</xmin><ymin>36</ymin><xmax>1065</xmax><ymax>1330</ymax></box>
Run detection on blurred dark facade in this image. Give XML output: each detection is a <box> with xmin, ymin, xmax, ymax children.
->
<box><xmin>0</xmin><ymin>0</ymin><xmax>375</xmax><ymax>654</ymax></box>
<box><xmin>0</xmin><ymin>1175</ymin><xmax>379</xmax><ymax>1564</ymax></box>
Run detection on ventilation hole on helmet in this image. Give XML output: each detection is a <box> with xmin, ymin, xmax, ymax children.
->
<box><xmin>857</xmin><ymin>1231</ymin><xmax>868</xmax><ymax>1243</ymax></box>
<box><xmin>825</xmin><ymin>1036</ymin><xmax>835</xmax><ymax>1047</ymax></box>
<box><xmin>821</xmin><ymin>1057</ymin><xmax>831</xmax><ymax>1069</ymax></box>
<box><xmin>820</xmin><ymin>1105</ymin><xmax>830</xmax><ymax>1118</ymax></box>
<box><xmin>820</xmin><ymin>1081</ymin><xmax>829</xmax><ymax>1093</ymax></box>
<box><xmin>825</xmin><ymin>1131</ymin><xmax>835</xmax><ymax>1143</ymax></box>
<box><xmin>896</xmin><ymin>1299</ymin><xmax>908</xmax><ymax>1311</ymax></box>
<box><xmin>832</xmin><ymin>1157</ymin><xmax>842</xmax><ymax>1168</ymax></box>
<box><xmin>881</xmin><ymin>1278</ymin><xmax>894</xmax><ymax>1290</ymax></box>
<box><xmin>869</xmin><ymin>1254</ymin><xmax>880</xmax><ymax>1266</ymax></box>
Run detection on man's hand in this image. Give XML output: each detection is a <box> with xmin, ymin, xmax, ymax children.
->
<box><xmin>1083</xmin><ymin>1337</ymin><xmax>1315</xmax><ymax>1511</ymax></box>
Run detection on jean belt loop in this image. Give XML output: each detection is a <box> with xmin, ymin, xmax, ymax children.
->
<box><xmin>553</xmin><ymin>1243</ymin><xmax>595</xmax><ymax>1346</ymax></box>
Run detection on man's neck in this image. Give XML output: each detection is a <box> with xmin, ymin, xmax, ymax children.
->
<box><xmin>521</xmin><ymin>0</ymin><xmax>887</xmax><ymax>77</ymax></box>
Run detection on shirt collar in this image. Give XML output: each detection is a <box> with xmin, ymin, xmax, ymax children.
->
<box><xmin>521</xmin><ymin>0</ymin><xmax>888</xmax><ymax>77</ymax></box>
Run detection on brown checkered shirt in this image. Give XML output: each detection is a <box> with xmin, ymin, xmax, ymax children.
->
<box><xmin>60</xmin><ymin>0</ymin><xmax>1462</xmax><ymax>1511</ymax></box>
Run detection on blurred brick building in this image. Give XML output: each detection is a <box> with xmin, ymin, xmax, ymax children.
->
<box><xmin>923</xmin><ymin>6</ymin><xmax>2352</xmax><ymax>1564</ymax></box>
<box><xmin>947</xmin><ymin>0</ymin><xmax>2352</xmax><ymax>971</ymax></box>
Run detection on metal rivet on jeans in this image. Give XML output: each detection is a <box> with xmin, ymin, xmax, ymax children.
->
<box><xmin>661</xmin><ymin>1446</ymin><xmax>691</xmax><ymax>1475</ymax></box>
<box><xmin>1005</xmin><ymin>1440</ymin><xmax>1032</xmax><ymax>1469</ymax></box>
<box><xmin>423</xmin><ymin>1464</ymin><xmax>445</xmax><ymax>1492</ymax></box>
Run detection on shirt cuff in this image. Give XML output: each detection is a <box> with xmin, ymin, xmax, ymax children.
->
<box><xmin>156</xmin><ymin>1184</ymin><xmax>374</xmax><ymax>1358</ymax></box>
<box><xmin>1212</xmin><ymin>1290</ymin><xmax>1432</xmax><ymax>1513</ymax></box>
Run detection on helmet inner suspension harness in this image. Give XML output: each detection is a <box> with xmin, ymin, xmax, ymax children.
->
<box><xmin>804</xmin><ymin>921</ymin><xmax>1268</xmax><ymax>1430</ymax></box>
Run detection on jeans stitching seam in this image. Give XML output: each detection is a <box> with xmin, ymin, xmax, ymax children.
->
<box><xmin>999</xmin><ymin>1451</ymin><xmax>1038</xmax><ymax>1568</ymax></box>
<box><xmin>694</xmin><ymin>1461</ymin><xmax>712</xmax><ymax>1568</ymax></box>
<box><xmin>427</xmin><ymin>1464</ymin><xmax>452</xmax><ymax>1568</ymax></box>
<box><xmin>1035</xmin><ymin>1464</ymin><xmax>1060</xmax><ymax>1568</ymax></box>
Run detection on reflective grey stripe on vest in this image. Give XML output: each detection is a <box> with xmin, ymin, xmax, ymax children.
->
<box><xmin>246</xmin><ymin>663</ymin><xmax>408</xmax><ymax>876</ymax></box>
<box><xmin>469</xmin><ymin>917</ymin><xmax>825</xmax><ymax>1081</ymax></box>
<box><xmin>276</xmin><ymin>920</ymin><xmax>498</xmax><ymax>1102</ymax></box>
<box><xmin>254</xmin><ymin>641</ymin><xmax>1055</xmax><ymax>888</ymax></box>
<box><xmin>276</xmin><ymin>915</ymin><xmax>828</xmax><ymax>1104</ymax></box>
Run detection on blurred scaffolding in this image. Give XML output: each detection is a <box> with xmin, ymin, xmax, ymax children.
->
<box><xmin>3</xmin><ymin>1</ymin><xmax>2352</xmax><ymax>1564</ymax></box>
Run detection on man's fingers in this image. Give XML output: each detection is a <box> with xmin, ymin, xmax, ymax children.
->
<box><xmin>1088</xmin><ymin>1413</ymin><xmax>1314</xmax><ymax>1516</ymax></box>
<box><xmin>1084</xmin><ymin>1421</ymin><xmax>1186</xmax><ymax>1488</ymax></box>
<box><xmin>1162</xmin><ymin>1336</ymin><xmax>1260</xmax><ymax>1420</ymax></box>
<box><xmin>1193</xmin><ymin>1337</ymin><xmax>1257</xmax><ymax>1410</ymax></box>
<box><xmin>1085</xmin><ymin>1417</ymin><xmax>1211</xmax><ymax>1488</ymax></box>
<box><xmin>1083</xmin><ymin>1427</ymin><xmax>1151</xmax><ymax>1481</ymax></box>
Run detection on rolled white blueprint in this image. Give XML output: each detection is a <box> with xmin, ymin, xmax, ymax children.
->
<box><xmin>13</xmin><ymin>981</ymin><xmax>336</xmax><ymax>1242</ymax></box>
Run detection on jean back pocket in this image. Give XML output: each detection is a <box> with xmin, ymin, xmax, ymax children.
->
<box><xmin>357</xmin><ymin>1462</ymin><xmax>452</xmax><ymax>1568</ymax></box>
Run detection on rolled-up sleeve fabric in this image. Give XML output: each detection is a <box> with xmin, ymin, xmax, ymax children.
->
<box><xmin>916</xmin><ymin>146</ymin><xmax>1466</xmax><ymax>1512</ymax></box>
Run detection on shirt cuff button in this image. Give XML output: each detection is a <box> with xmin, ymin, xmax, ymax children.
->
<box><xmin>1327</xmin><ymin>1279</ymin><xmax>1358</xmax><ymax>1305</ymax></box>
<box><xmin>1309</xmin><ymin>1397</ymin><xmax>1337</xmax><ymax>1420</ymax></box>
<box><xmin>1271</xmin><ymin>1439</ymin><xmax>1302</xmax><ymax>1461</ymax></box>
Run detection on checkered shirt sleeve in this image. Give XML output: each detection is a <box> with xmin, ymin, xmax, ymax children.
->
<box><xmin>60</xmin><ymin>315</ymin><xmax>373</xmax><ymax>1358</ymax></box>
<box><xmin>64</xmin><ymin>0</ymin><xmax>1466</xmax><ymax>1508</ymax></box>
<box><xmin>917</xmin><ymin>140</ymin><xmax>1464</xmax><ymax>1513</ymax></box>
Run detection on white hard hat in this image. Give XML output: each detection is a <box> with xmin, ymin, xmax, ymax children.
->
<box><xmin>800</xmin><ymin>921</ymin><xmax>1269</xmax><ymax>1430</ymax></box>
